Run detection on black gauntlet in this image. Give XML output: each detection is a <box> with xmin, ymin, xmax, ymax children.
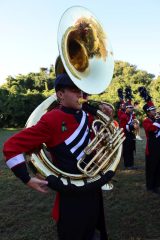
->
<box><xmin>46</xmin><ymin>170</ymin><xmax>114</xmax><ymax>194</ymax></box>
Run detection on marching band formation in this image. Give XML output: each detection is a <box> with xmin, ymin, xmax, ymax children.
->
<box><xmin>116</xmin><ymin>86</ymin><xmax>160</xmax><ymax>193</ymax></box>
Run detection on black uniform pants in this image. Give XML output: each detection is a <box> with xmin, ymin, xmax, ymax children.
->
<box><xmin>145</xmin><ymin>154</ymin><xmax>160</xmax><ymax>190</ymax></box>
<box><xmin>57</xmin><ymin>190</ymin><xmax>108</xmax><ymax>240</ymax></box>
<box><xmin>123</xmin><ymin>137</ymin><xmax>135</xmax><ymax>167</ymax></box>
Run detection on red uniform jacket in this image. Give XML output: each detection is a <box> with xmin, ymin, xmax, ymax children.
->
<box><xmin>142</xmin><ymin>117</ymin><xmax>159</xmax><ymax>155</ymax></box>
<box><xmin>3</xmin><ymin>107</ymin><xmax>94</xmax><ymax>221</ymax></box>
<box><xmin>118</xmin><ymin>110</ymin><xmax>136</xmax><ymax>135</ymax></box>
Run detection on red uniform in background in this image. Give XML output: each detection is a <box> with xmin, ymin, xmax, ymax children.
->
<box><xmin>118</xmin><ymin>105</ymin><xmax>136</xmax><ymax>168</ymax></box>
<box><xmin>117</xmin><ymin>87</ymin><xmax>138</xmax><ymax>168</ymax></box>
<box><xmin>142</xmin><ymin>103</ymin><xmax>160</xmax><ymax>192</ymax></box>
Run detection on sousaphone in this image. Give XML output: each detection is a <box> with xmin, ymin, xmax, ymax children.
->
<box><xmin>25</xmin><ymin>6</ymin><xmax>125</xmax><ymax>190</ymax></box>
<box><xmin>57</xmin><ymin>6</ymin><xmax>114</xmax><ymax>94</ymax></box>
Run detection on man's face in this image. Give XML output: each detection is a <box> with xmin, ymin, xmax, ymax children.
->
<box><xmin>120</xmin><ymin>103</ymin><xmax>125</xmax><ymax>110</ymax></box>
<box><xmin>148</xmin><ymin>109</ymin><xmax>156</xmax><ymax>118</ymax></box>
<box><xmin>57</xmin><ymin>87</ymin><xmax>83</xmax><ymax>110</ymax></box>
<box><xmin>126</xmin><ymin>107</ymin><xmax>133</xmax><ymax>114</ymax></box>
<box><xmin>134</xmin><ymin>104</ymin><xmax>139</xmax><ymax>110</ymax></box>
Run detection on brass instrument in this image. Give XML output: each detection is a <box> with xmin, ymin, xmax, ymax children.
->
<box><xmin>25</xmin><ymin>6</ymin><xmax>125</xmax><ymax>188</ymax></box>
<box><xmin>155</xmin><ymin>109</ymin><xmax>160</xmax><ymax>120</ymax></box>
<box><xmin>132</xmin><ymin>119</ymin><xmax>143</xmax><ymax>141</ymax></box>
<box><xmin>57</xmin><ymin>6</ymin><xmax>114</xmax><ymax>94</ymax></box>
<box><xmin>77</xmin><ymin>111</ymin><xmax>125</xmax><ymax>177</ymax></box>
<box><xmin>78</xmin><ymin>98</ymin><xmax>115</xmax><ymax>112</ymax></box>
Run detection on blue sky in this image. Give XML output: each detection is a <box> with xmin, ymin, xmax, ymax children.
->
<box><xmin>0</xmin><ymin>0</ymin><xmax>160</xmax><ymax>85</ymax></box>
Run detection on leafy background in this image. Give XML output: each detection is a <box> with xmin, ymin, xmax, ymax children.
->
<box><xmin>0</xmin><ymin>60</ymin><xmax>160</xmax><ymax>127</ymax></box>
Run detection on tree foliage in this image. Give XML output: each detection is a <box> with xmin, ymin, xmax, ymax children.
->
<box><xmin>0</xmin><ymin>90</ymin><xmax>45</xmax><ymax>127</ymax></box>
<box><xmin>3</xmin><ymin>65</ymin><xmax>56</xmax><ymax>94</ymax></box>
<box><xmin>0</xmin><ymin>61</ymin><xmax>160</xmax><ymax>127</ymax></box>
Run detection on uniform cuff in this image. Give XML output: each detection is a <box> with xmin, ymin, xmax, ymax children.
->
<box><xmin>12</xmin><ymin>162</ymin><xmax>31</xmax><ymax>184</ymax></box>
<box><xmin>6</xmin><ymin>154</ymin><xmax>25</xmax><ymax>169</ymax></box>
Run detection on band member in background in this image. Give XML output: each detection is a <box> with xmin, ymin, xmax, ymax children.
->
<box><xmin>139</xmin><ymin>87</ymin><xmax>160</xmax><ymax>193</ymax></box>
<box><xmin>3</xmin><ymin>73</ymin><xmax>114</xmax><ymax>240</ymax></box>
<box><xmin>117</xmin><ymin>87</ymin><xmax>139</xmax><ymax>169</ymax></box>
<box><xmin>117</xmin><ymin>88</ymin><xmax>125</xmax><ymax>119</ymax></box>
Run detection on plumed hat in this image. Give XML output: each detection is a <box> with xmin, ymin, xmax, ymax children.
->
<box><xmin>143</xmin><ymin>101</ymin><xmax>156</xmax><ymax>113</ymax></box>
<box><xmin>125</xmin><ymin>100</ymin><xmax>134</xmax><ymax>109</ymax></box>
<box><xmin>124</xmin><ymin>86</ymin><xmax>133</xmax><ymax>108</ymax></box>
<box><xmin>138</xmin><ymin>87</ymin><xmax>156</xmax><ymax>113</ymax></box>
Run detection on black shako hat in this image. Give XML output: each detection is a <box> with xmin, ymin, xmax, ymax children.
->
<box><xmin>125</xmin><ymin>100</ymin><xmax>133</xmax><ymax>109</ymax></box>
<box><xmin>54</xmin><ymin>73</ymin><xmax>78</xmax><ymax>92</ymax></box>
<box><xmin>143</xmin><ymin>102</ymin><xmax>156</xmax><ymax>113</ymax></box>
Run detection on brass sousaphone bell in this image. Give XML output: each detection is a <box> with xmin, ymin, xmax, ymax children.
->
<box><xmin>25</xmin><ymin>6</ymin><xmax>125</xmax><ymax>189</ymax></box>
<box><xmin>57</xmin><ymin>6</ymin><xmax>114</xmax><ymax>94</ymax></box>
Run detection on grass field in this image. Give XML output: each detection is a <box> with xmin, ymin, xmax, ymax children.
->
<box><xmin>1</xmin><ymin>128</ymin><xmax>160</xmax><ymax>240</ymax></box>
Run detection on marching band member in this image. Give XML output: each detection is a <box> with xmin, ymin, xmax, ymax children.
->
<box><xmin>139</xmin><ymin>87</ymin><xmax>160</xmax><ymax>193</ymax></box>
<box><xmin>117</xmin><ymin>88</ymin><xmax>125</xmax><ymax>120</ymax></box>
<box><xmin>3</xmin><ymin>73</ymin><xmax>114</xmax><ymax>240</ymax></box>
<box><xmin>117</xmin><ymin>87</ymin><xmax>139</xmax><ymax>169</ymax></box>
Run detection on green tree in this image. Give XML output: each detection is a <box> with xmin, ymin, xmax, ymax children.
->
<box><xmin>150</xmin><ymin>76</ymin><xmax>160</xmax><ymax>108</ymax></box>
